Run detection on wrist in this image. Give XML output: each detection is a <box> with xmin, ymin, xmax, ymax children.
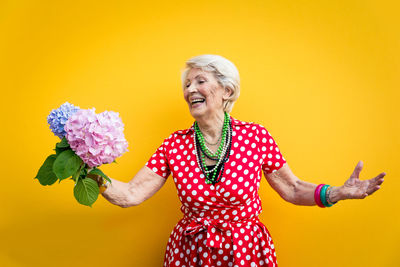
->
<box><xmin>98</xmin><ymin>178</ymin><xmax>110</xmax><ymax>194</ymax></box>
<box><xmin>329</xmin><ymin>186</ymin><xmax>343</xmax><ymax>203</ymax></box>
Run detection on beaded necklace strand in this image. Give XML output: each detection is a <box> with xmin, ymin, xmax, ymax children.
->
<box><xmin>198</xmin><ymin>124</ymin><xmax>230</xmax><ymax>175</ymax></box>
<box><xmin>193</xmin><ymin>112</ymin><xmax>232</xmax><ymax>184</ymax></box>
<box><xmin>210</xmin><ymin>119</ymin><xmax>232</xmax><ymax>184</ymax></box>
<box><xmin>194</xmin><ymin>128</ymin><xmax>226</xmax><ymax>184</ymax></box>
<box><xmin>204</xmin><ymin>134</ymin><xmax>222</xmax><ymax>146</ymax></box>
<box><xmin>194</xmin><ymin>114</ymin><xmax>229</xmax><ymax>160</ymax></box>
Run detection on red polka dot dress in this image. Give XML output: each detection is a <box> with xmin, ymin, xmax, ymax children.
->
<box><xmin>146</xmin><ymin>117</ymin><xmax>287</xmax><ymax>267</ymax></box>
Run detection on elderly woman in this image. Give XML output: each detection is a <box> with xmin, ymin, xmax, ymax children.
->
<box><xmin>95</xmin><ymin>55</ymin><xmax>386</xmax><ymax>267</ymax></box>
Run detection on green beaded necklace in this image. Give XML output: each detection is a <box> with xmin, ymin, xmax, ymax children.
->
<box><xmin>194</xmin><ymin>112</ymin><xmax>230</xmax><ymax>184</ymax></box>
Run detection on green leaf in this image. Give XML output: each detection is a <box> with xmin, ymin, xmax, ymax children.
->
<box><xmin>56</xmin><ymin>137</ymin><xmax>70</xmax><ymax>148</ymax></box>
<box><xmin>73</xmin><ymin>178</ymin><xmax>99</xmax><ymax>207</ymax></box>
<box><xmin>35</xmin><ymin>154</ymin><xmax>58</xmax><ymax>185</ymax></box>
<box><xmin>55</xmin><ymin>146</ymin><xmax>68</xmax><ymax>155</ymax></box>
<box><xmin>55</xmin><ymin>137</ymin><xmax>70</xmax><ymax>155</ymax></box>
<box><xmin>53</xmin><ymin>150</ymin><xmax>83</xmax><ymax>180</ymax></box>
<box><xmin>88</xmin><ymin>168</ymin><xmax>112</xmax><ymax>184</ymax></box>
<box><xmin>79</xmin><ymin>165</ymin><xmax>88</xmax><ymax>179</ymax></box>
<box><xmin>71</xmin><ymin>163</ymin><xmax>84</xmax><ymax>182</ymax></box>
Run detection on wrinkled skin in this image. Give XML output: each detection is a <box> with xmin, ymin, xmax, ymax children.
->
<box><xmin>341</xmin><ymin>161</ymin><xmax>385</xmax><ymax>199</ymax></box>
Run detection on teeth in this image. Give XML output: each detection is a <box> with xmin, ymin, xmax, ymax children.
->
<box><xmin>191</xmin><ymin>99</ymin><xmax>205</xmax><ymax>104</ymax></box>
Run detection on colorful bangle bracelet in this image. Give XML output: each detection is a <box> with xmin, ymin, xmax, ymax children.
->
<box><xmin>326</xmin><ymin>186</ymin><xmax>338</xmax><ymax>205</ymax></box>
<box><xmin>320</xmin><ymin>185</ymin><xmax>329</xmax><ymax>207</ymax></box>
<box><xmin>314</xmin><ymin>184</ymin><xmax>325</xmax><ymax>208</ymax></box>
<box><xmin>326</xmin><ymin>186</ymin><xmax>333</xmax><ymax>205</ymax></box>
<box><xmin>101</xmin><ymin>177</ymin><xmax>109</xmax><ymax>187</ymax></box>
<box><xmin>99</xmin><ymin>180</ymin><xmax>109</xmax><ymax>194</ymax></box>
<box><xmin>320</xmin><ymin>185</ymin><xmax>333</xmax><ymax>207</ymax></box>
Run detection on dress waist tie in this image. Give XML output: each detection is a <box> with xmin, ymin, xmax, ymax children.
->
<box><xmin>183</xmin><ymin>216</ymin><xmax>260</xmax><ymax>249</ymax></box>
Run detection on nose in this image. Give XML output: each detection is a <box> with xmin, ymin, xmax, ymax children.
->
<box><xmin>187</xmin><ymin>83</ymin><xmax>197</xmax><ymax>93</ymax></box>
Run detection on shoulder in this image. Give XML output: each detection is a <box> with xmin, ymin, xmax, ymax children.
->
<box><xmin>161</xmin><ymin>124</ymin><xmax>194</xmax><ymax>144</ymax></box>
<box><xmin>231</xmin><ymin>117</ymin><xmax>269</xmax><ymax>134</ymax></box>
<box><xmin>173</xmin><ymin>125</ymin><xmax>194</xmax><ymax>137</ymax></box>
<box><xmin>231</xmin><ymin>117</ymin><xmax>254</xmax><ymax>128</ymax></box>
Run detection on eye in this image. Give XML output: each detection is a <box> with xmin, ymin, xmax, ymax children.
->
<box><xmin>185</xmin><ymin>79</ymin><xmax>205</xmax><ymax>88</ymax></box>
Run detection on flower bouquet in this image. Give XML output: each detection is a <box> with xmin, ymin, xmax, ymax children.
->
<box><xmin>35</xmin><ymin>102</ymin><xmax>128</xmax><ymax>207</ymax></box>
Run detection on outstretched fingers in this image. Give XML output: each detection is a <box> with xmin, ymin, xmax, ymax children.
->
<box><xmin>371</xmin><ymin>172</ymin><xmax>386</xmax><ymax>186</ymax></box>
<box><xmin>374</xmin><ymin>172</ymin><xmax>386</xmax><ymax>183</ymax></box>
<box><xmin>350</xmin><ymin>160</ymin><xmax>364</xmax><ymax>179</ymax></box>
<box><xmin>366</xmin><ymin>172</ymin><xmax>386</xmax><ymax>195</ymax></box>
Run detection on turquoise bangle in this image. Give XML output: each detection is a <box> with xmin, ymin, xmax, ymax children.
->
<box><xmin>320</xmin><ymin>185</ymin><xmax>332</xmax><ymax>207</ymax></box>
<box><xmin>326</xmin><ymin>186</ymin><xmax>338</xmax><ymax>205</ymax></box>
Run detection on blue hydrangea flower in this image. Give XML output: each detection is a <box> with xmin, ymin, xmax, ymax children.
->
<box><xmin>47</xmin><ymin>102</ymin><xmax>80</xmax><ymax>138</ymax></box>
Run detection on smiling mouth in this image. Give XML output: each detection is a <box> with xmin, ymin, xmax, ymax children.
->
<box><xmin>191</xmin><ymin>98</ymin><xmax>205</xmax><ymax>106</ymax></box>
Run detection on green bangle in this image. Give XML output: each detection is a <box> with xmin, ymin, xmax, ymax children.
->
<box><xmin>320</xmin><ymin>185</ymin><xmax>332</xmax><ymax>207</ymax></box>
<box><xmin>326</xmin><ymin>186</ymin><xmax>338</xmax><ymax>205</ymax></box>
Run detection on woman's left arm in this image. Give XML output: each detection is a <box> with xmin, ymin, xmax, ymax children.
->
<box><xmin>264</xmin><ymin>161</ymin><xmax>386</xmax><ymax>206</ymax></box>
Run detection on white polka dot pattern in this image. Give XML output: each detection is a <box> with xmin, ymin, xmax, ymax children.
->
<box><xmin>257</xmin><ymin>125</ymin><xmax>286</xmax><ymax>174</ymax></box>
<box><xmin>146</xmin><ymin>117</ymin><xmax>283</xmax><ymax>267</ymax></box>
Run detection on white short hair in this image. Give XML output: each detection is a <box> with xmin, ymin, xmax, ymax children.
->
<box><xmin>181</xmin><ymin>54</ymin><xmax>240</xmax><ymax>113</ymax></box>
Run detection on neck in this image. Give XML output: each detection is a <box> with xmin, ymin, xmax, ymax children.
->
<box><xmin>195</xmin><ymin>111</ymin><xmax>226</xmax><ymax>139</ymax></box>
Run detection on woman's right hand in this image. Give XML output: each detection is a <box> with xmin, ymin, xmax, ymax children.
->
<box><xmin>339</xmin><ymin>161</ymin><xmax>386</xmax><ymax>200</ymax></box>
<box><xmin>86</xmin><ymin>174</ymin><xmax>107</xmax><ymax>193</ymax></box>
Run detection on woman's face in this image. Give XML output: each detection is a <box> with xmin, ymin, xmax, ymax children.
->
<box><xmin>183</xmin><ymin>68</ymin><xmax>231</xmax><ymax>120</ymax></box>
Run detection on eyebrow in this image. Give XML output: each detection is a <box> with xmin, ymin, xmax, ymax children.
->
<box><xmin>185</xmin><ymin>74</ymin><xmax>206</xmax><ymax>83</ymax></box>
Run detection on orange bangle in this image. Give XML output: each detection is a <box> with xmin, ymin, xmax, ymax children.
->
<box><xmin>99</xmin><ymin>185</ymin><xmax>107</xmax><ymax>194</ymax></box>
<box><xmin>99</xmin><ymin>179</ymin><xmax>109</xmax><ymax>194</ymax></box>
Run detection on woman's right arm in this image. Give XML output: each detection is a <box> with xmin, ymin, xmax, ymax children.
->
<box><xmin>100</xmin><ymin>166</ymin><xmax>167</xmax><ymax>208</ymax></box>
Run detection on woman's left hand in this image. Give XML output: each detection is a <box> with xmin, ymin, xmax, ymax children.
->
<box><xmin>339</xmin><ymin>161</ymin><xmax>386</xmax><ymax>200</ymax></box>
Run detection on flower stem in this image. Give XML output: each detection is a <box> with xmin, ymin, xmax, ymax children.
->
<box><xmin>73</xmin><ymin>162</ymin><xmax>85</xmax><ymax>185</ymax></box>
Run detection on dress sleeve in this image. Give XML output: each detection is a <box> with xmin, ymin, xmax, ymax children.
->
<box><xmin>145</xmin><ymin>135</ymin><xmax>171</xmax><ymax>179</ymax></box>
<box><xmin>257</xmin><ymin>125</ymin><xmax>287</xmax><ymax>174</ymax></box>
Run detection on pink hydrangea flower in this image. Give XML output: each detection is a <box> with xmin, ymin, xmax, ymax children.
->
<box><xmin>64</xmin><ymin>108</ymin><xmax>128</xmax><ymax>168</ymax></box>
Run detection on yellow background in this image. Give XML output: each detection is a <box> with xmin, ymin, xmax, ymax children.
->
<box><xmin>1</xmin><ymin>0</ymin><xmax>399</xmax><ymax>266</ymax></box>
